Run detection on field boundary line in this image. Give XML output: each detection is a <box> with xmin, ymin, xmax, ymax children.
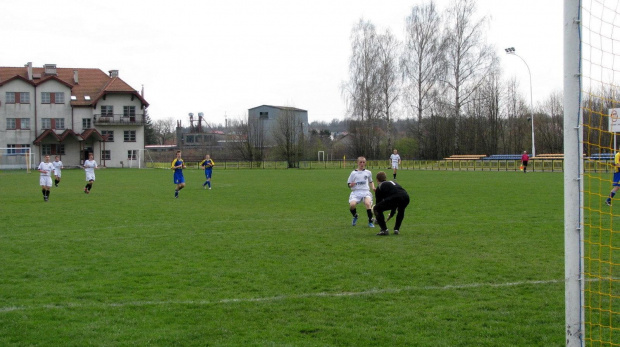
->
<box><xmin>0</xmin><ymin>278</ymin><xmax>565</xmax><ymax>313</ymax></box>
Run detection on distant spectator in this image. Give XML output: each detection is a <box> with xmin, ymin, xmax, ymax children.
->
<box><xmin>521</xmin><ymin>151</ymin><xmax>530</xmax><ymax>173</ymax></box>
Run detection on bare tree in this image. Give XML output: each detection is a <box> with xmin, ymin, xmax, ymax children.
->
<box><xmin>537</xmin><ymin>91</ymin><xmax>564</xmax><ymax>154</ymax></box>
<box><xmin>442</xmin><ymin>0</ymin><xmax>495</xmax><ymax>153</ymax></box>
<box><xmin>153</xmin><ymin>117</ymin><xmax>176</xmax><ymax>145</ymax></box>
<box><xmin>401</xmin><ymin>0</ymin><xmax>446</xmax><ymax>156</ymax></box>
<box><xmin>272</xmin><ymin>108</ymin><xmax>304</xmax><ymax>168</ymax></box>
<box><xmin>342</xmin><ymin>19</ymin><xmax>383</xmax><ymax>158</ymax></box>
<box><xmin>376</xmin><ymin>29</ymin><xmax>401</xmax><ymax>155</ymax></box>
<box><xmin>227</xmin><ymin>117</ymin><xmax>262</xmax><ymax>161</ymax></box>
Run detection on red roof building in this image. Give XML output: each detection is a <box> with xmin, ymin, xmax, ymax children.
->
<box><xmin>0</xmin><ymin>62</ymin><xmax>149</xmax><ymax>168</ymax></box>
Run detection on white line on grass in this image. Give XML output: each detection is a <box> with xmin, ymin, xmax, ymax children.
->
<box><xmin>0</xmin><ymin>278</ymin><xmax>564</xmax><ymax>313</ymax></box>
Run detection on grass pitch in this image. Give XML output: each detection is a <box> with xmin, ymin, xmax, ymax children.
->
<box><xmin>0</xmin><ymin>168</ymin><xmax>563</xmax><ymax>346</ymax></box>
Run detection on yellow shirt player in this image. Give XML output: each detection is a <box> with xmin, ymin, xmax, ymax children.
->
<box><xmin>199</xmin><ymin>154</ymin><xmax>215</xmax><ymax>190</ymax></box>
<box><xmin>605</xmin><ymin>151</ymin><xmax>620</xmax><ymax>206</ymax></box>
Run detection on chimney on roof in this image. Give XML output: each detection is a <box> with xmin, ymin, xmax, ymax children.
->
<box><xmin>109</xmin><ymin>70</ymin><xmax>119</xmax><ymax>78</ymax></box>
<box><xmin>25</xmin><ymin>62</ymin><xmax>33</xmax><ymax>80</ymax></box>
<box><xmin>44</xmin><ymin>64</ymin><xmax>57</xmax><ymax>76</ymax></box>
<box><xmin>73</xmin><ymin>70</ymin><xmax>79</xmax><ymax>84</ymax></box>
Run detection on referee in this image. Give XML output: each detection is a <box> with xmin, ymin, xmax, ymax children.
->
<box><xmin>373</xmin><ymin>171</ymin><xmax>410</xmax><ymax>236</ymax></box>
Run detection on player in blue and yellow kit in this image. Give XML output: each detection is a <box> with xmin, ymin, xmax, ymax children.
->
<box><xmin>606</xmin><ymin>152</ymin><xmax>620</xmax><ymax>206</ymax></box>
<box><xmin>171</xmin><ymin>150</ymin><xmax>186</xmax><ymax>198</ymax></box>
<box><xmin>199</xmin><ymin>154</ymin><xmax>215</xmax><ymax>190</ymax></box>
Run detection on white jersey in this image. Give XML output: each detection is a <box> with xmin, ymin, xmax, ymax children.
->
<box><xmin>38</xmin><ymin>162</ymin><xmax>54</xmax><ymax>177</ymax></box>
<box><xmin>38</xmin><ymin>162</ymin><xmax>54</xmax><ymax>186</ymax></box>
<box><xmin>390</xmin><ymin>154</ymin><xmax>401</xmax><ymax>166</ymax></box>
<box><xmin>84</xmin><ymin>159</ymin><xmax>97</xmax><ymax>181</ymax></box>
<box><xmin>52</xmin><ymin>160</ymin><xmax>63</xmax><ymax>176</ymax></box>
<box><xmin>347</xmin><ymin>169</ymin><xmax>373</xmax><ymax>192</ymax></box>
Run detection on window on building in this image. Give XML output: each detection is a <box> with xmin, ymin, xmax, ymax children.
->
<box><xmin>4</xmin><ymin>92</ymin><xmax>28</xmax><ymax>104</ymax></box>
<box><xmin>101</xmin><ymin>150</ymin><xmax>111</xmax><ymax>160</ymax></box>
<box><xmin>123</xmin><ymin>106</ymin><xmax>136</xmax><ymax>118</ymax></box>
<box><xmin>55</xmin><ymin>92</ymin><xmax>64</xmax><ymax>104</ymax></box>
<box><xmin>259</xmin><ymin>111</ymin><xmax>269</xmax><ymax>120</ymax></box>
<box><xmin>41</xmin><ymin>118</ymin><xmax>51</xmax><ymax>129</ymax></box>
<box><xmin>6</xmin><ymin>118</ymin><xmax>30</xmax><ymax>130</ymax></box>
<box><xmin>128</xmin><ymin>150</ymin><xmax>138</xmax><ymax>160</ymax></box>
<box><xmin>19</xmin><ymin>92</ymin><xmax>30</xmax><ymax>104</ymax></box>
<box><xmin>7</xmin><ymin>144</ymin><xmax>31</xmax><ymax>154</ymax></box>
<box><xmin>54</xmin><ymin>118</ymin><xmax>65</xmax><ymax>129</ymax></box>
<box><xmin>124</xmin><ymin>130</ymin><xmax>136</xmax><ymax>142</ymax></box>
<box><xmin>102</xmin><ymin>130</ymin><xmax>114</xmax><ymax>142</ymax></box>
<box><xmin>42</xmin><ymin>144</ymin><xmax>65</xmax><ymax>155</ymax></box>
<box><xmin>186</xmin><ymin>135</ymin><xmax>194</xmax><ymax>143</ymax></box>
<box><xmin>101</xmin><ymin>105</ymin><xmax>113</xmax><ymax>116</ymax></box>
<box><xmin>82</xmin><ymin>118</ymin><xmax>92</xmax><ymax>129</ymax></box>
<box><xmin>42</xmin><ymin>92</ymin><xmax>64</xmax><ymax>104</ymax></box>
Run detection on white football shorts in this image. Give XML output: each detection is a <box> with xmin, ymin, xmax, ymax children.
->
<box><xmin>349</xmin><ymin>190</ymin><xmax>373</xmax><ymax>204</ymax></box>
<box><xmin>39</xmin><ymin>176</ymin><xmax>52</xmax><ymax>187</ymax></box>
<box><xmin>86</xmin><ymin>172</ymin><xmax>96</xmax><ymax>181</ymax></box>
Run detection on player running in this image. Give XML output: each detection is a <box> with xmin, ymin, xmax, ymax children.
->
<box><xmin>171</xmin><ymin>150</ymin><xmax>186</xmax><ymax>198</ymax></box>
<box><xmin>389</xmin><ymin>149</ymin><xmax>401</xmax><ymax>180</ymax></box>
<box><xmin>200</xmin><ymin>154</ymin><xmax>215</xmax><ymax>190</ymax></box>
<box><xmin>52</xmin><ymin>155</ymin><xmax>63</xmax><ymax>187</ymax></box>
<box><xmin>37</xmin><ymin>155</ymin><xmax>55</xmax><ymax>201</ymax></box>
<box><xmin>83</xmin><ymin>152</ymin><xmax>98</xmax><ymax>194</ymax></box>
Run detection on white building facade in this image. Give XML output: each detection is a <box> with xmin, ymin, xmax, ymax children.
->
<box><xmin>0</xmin><ymin>63</ymin><xmax>148</xmax><ymax>168</ymax></box>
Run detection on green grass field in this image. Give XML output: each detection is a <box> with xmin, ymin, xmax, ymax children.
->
<box><xmin>0</xmin><ymin>168</ymin><xmax>564</xmax><ymax>346</ymax></box>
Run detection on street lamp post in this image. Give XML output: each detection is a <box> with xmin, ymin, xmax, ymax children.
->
<box><xmin>505</xmin><ymin>47</ymin><xmax>535</xmax><ymax>158</ymax></box>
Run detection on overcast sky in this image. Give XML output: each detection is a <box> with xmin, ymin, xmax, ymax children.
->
<box><xmin>2</xmin><ymin>0</ymin><xmax>562</xmax><ymax>126</ymax></box>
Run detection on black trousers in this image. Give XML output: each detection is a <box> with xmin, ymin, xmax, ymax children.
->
<box><xmin>373</xmin><ymin>194</ymin><xmax>410</xmax><ymax>231</ymax></box>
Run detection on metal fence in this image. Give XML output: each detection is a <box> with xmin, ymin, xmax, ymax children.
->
<box><xmin>145</xmin><ymin>159</ymin><xmax>613</xmax><ymax>173</ymax></box>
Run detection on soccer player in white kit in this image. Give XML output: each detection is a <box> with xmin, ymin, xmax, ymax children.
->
<box><xmin>37</xmin><ymin>155</ymin><xmax>54</xmax><ymax>201</ymax></box>
<box><xmin>347</xmin><ymin>156</ymin><xmax>376</xmax><ymax>228</ymax></box>
<box><xmin>390</xmin><ymin>149</ymin><xmax>401</xmax><ymax>180</ymax></box>
<box><xmin>83</xmin><ymin>152</ymin><xmax>98</xmax><ymax>194</ymax></box>
<box><xmin>52</xmin><ymin>155</ymin><xmax>63</xmax><ymax>187</ymax></box>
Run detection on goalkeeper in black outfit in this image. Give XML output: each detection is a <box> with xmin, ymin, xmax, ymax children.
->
<box><xmin>373</xmin><ymin>171</ymin><xmax>410</xmax><ymax>236</ymax></box>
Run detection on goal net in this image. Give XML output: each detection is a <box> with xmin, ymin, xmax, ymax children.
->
<box><xmin>569</xmin><ymin>0</ymin><xmax>620</xmax><ymax>345</ymax></box>
<box><xmin>126</xmin><ymin>149</ymin><xmax>155</xmax><ymax>169</ymax></box>
<box><xmin>0</xmin><ymin>147</ymin><xmax>33</xmax><ymax>172</ymax></box>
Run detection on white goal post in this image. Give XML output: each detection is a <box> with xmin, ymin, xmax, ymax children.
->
<box><xmin>126</xmin><ymin>149</ymin><xmax>155</xmax><ymax>169</ymax></box>
<box><xmin>318</xmin><ymin>151</ymin><xmax>325</xmax><ymax>162</ymax></box>
<box><xmin>0</xmin><ymin>147</ymin><xmax>33</xmax><ymax>172</ymax></box>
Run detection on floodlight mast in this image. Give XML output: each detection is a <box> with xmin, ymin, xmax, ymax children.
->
<box><xmin>505</xmin><ymin>47</ymin><xmax>536</xmax><ymax>157</ymax></box>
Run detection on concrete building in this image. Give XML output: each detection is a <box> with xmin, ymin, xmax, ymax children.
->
<box><xmin>0</xmin><ymin>63</ymin><xmax>148</xmax><ymax>168</ymax></box>
<box><xmin>247</xmin><ymin>105</ymin><xmax>308</xmax><ymax>147</ymax></box>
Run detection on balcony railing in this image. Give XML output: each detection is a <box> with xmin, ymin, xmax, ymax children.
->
<box><xmin>93</xmin><ymin>114</ymin><xmax>145</xmax><ymax>125</ymax></box>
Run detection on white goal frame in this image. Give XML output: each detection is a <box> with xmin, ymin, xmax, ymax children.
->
<box><xmin>126</xmin><ymin>149</ymin><xmax>155</xmax><ymax>169</ymax></box>
<box><xmin>0</xmin><ymin>147</ymin><xmax>33</xmax><ymax>172</ymax></box>
<box><xmin>317</xmin><ymin>151</ymin><xmax>325</xmax><ymax>162</ymax></box>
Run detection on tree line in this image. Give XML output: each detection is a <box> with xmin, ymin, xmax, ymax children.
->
<box><xmin>147</xmin><ymin>0</ymin><xmax>569</xmax><ymax>162</ymax></box>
